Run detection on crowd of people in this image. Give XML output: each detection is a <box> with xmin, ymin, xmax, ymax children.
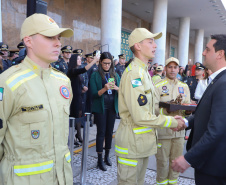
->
<box><xmin>1</xmin><ymin>13</ymin><xmax>226</xmax><ymax>185</ymax></box>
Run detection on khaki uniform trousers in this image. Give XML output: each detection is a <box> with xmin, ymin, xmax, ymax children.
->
<box><xmin>117</xmin><ymin>156</ymin><xmax>149</xmax><ymax>185</ymax></box>
<box><xmin>156</xmin><ymin>138</ymin><xmax>184</xmax><ymax>185</ymax></box>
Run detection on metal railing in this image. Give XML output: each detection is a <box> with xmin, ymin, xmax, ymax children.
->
<box><xmin>69</xmin><ymin>114</ymin><xmax>93</xmax><ymax>185</ymax></box>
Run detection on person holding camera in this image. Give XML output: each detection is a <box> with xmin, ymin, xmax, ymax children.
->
<box><xmin>67</xmin><ymin>53</ymin><xmax>99</xmax><ymax>146</ymax></box>
<box><xmin>90</xmin><ymin>52</ymin><xmax>120</xmax><ymax>171</ymax></box>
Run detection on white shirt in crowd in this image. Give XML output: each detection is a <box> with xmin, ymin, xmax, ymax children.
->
<box><xmin>194</xmin><ymin>79</ymin><xmax>208</xmax><ymax>101</ymax></box>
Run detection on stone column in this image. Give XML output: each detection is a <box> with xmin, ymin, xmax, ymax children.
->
<box><xmin>101</xmin><ymin>0</ymin><xmax>122</xmax><ymax>58</ymax></box>
<box><xmin>178</xmin><ymin>17</ymin><xmax>190</xmax><ymax>67</ymax></box>
<box><xmin>152</xmin><ymin>0</ymin><xmax>168</xmax><ymax>66</ymax></box>
<box><xmin>194</xmin><ymin>29</ymin><xmax>204</xmax><ymax>63</ymax></box>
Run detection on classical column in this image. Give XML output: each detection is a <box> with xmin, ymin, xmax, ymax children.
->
<box><xmin>101</xmin><ymin>0</ymin><xmax>122</xmax><ymax>58</ymax></box>
<box><xmin>194</xmin><ymin>29</ymin><xmax>204</xmax><ymax>63</ymax></box>
<box><xmin>178</xmin><ymin>17</ymin><xmax>190</xmax><ymax>67</ymax></box>
<box><xmin>152</xmin><ymin>0</ymin><xmax>168</xmax><ymax>66</ymax></box>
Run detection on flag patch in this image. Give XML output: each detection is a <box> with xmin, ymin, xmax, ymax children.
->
<box><xmin>131</xmin><ymin>78</ymin><xmax>142</xmax><ymax>88</ymax></box>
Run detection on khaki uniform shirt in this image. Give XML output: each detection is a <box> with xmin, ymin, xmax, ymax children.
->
<box><xmin>155</xmin><ymin>78</ymin><xmax>191</xmax><ymax>139</ymax></box>
<box><xmin>115</xmin><ymin>57</ymin><xmax>178</xmax><ymax>159</ymax></box>
<box><xmin>152</xmin><ymin>74</ymin><xmax>161</xmax><ymax>84</ymax></box>
<box><xmin>0</xmin><ymin>56</ymin><xmax>73</xmax><ymax>185</ymax></box>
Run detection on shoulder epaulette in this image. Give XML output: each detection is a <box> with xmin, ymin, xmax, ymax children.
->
<box><xmin>125</xmin><ymin>63</ymin><xmax>132</xmax><ymax>73</ymax></box>
<box><xmin>178</xmin><ymin>81</ymin><xmax>186</xmax><ymax>85</ymax></box>
<box><xmin>51</xmin><ymin>68</ymin><xmax>69</xmax><ymax>82</ymax></box>
<box><xmin>155</xmin><ymin>80</ymin><xmax>168</xmax><ymax>87</ymax></box>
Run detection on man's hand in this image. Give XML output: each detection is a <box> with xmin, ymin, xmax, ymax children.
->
<box><xmin>172</xmin><ymin>156</ymin><xmax>190</xmax><ymax>173</ymax></box>
<box><xmin>172</xmin><ymin>115</ymin><xmax>186</xmax><ymax>131</ymax></box>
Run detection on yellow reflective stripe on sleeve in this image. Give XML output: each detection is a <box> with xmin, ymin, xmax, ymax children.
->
<box><xmin>155</xmin><ymin>80</ymin><xmax>168</xmax><ymax>88</ymax></box>
<box><xmin>156</xmin><ymin>179</ymin><xmax>169</xmax><ymax>184</ymax></box>
<box><xmin>50</xmin><ymin>70</ymin><xmax>69</xmax><ymax>82</ymax></box>
<box><xmin>157</xmin><ymin>143</ymin><xmax>162</xmax><ymax>148</ymax></box>
<box><xmin>139</xmin><ymin>67</ymin><xmax>144</xmax><ymax>80</ymax></box>
<box><xmin>6</xmin><ymin>69</ymin><xmax>38</xmax><ymax>91</ymax></box>
<box><xmin>160</xmin><ymin>108</ymin><xmax>165</xmax><ymax>115</ymax></box>
<box><xmin>169</xmin><ymin>179</ymin><xmax>178</xmax><ymax>184</ymax></box>
<box><xmin>65</xmin><ymin>152</ymin><xmax>71</xmax><ymax>163</ymax></box>
<box><xmin>14</xmin><ymin>160</ymin><xmax>54</xmax><ymax>176</ymax></box>
<box><xmin>118</xmin><ymin>157</ymin><xmax>138</xmax><ymax>167</ymax></box>
<box><xmin>115</xmin><ymin>145</ymin><xmax>128</xmax><ymax>154</ymax></box>
<box><xmin>178</xmin><ymin>81</ymin><xmax>187</xmax><ymax>86</ymax></box>
<box><xmin>126</xmin><ymin>63</ymin><xmax>132</xmax><ymax>72</ymax></box>
<box><xmin>133</xmin><ymin>127</ymin><xmax>152</xmax><ymax>134</ymax></box>
<box><xmin>164</xmin><ymin>116</ymin><xmax>172</xmax><ymax>127</ymax></box>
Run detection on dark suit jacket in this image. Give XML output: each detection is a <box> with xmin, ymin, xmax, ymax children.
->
<box><xmin>184</xmin><ymin>69</ymin><xmax>226</xmax><ymax>177</ymax></box>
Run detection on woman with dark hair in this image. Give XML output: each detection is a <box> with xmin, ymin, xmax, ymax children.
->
<box><xmin>67</xmin><ymin>54</ymin><xmax>99</xmax><ymax>146</ymax></box>
<box><xmin>90</xmin><ymin>52</ymin><xmax>120</xmax><ymax>171</ymax></box>
<box><xmin>177</xmin><ymin>67</ymin><xmax>185</xmax><ymax>81</ymax></box>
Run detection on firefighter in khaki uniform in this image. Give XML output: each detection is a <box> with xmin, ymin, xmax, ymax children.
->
<box><xmin>115</xmin><ymin>28</ymin><xmax>186</xmax><ymax>185</ymax></box>
<box><xmin>0</xmin><ymin>14</ymin><xmax>74</xmax><ymax>185</ymax></box>
<box><xmin>155</xmin><ymin>57</ymin><xmax>191</xmax><ymax>185</ymax></box>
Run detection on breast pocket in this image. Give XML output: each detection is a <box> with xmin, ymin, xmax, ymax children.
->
<box><xmin>19</xmin><ymin>110</ymin><xmax>48</xmax><ymax>146</ymax></box>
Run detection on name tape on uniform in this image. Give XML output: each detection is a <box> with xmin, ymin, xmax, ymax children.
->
<box><xmin>21</xmin><ymin>104</ymin><xmax>44</xmax><ymax>112</ymax></box>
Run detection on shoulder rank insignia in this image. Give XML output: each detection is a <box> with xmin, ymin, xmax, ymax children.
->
<box><xmin>131</xmin><ymin>78</ymin><xmax>142</xmax><ymax>88</ymax></box>
<box><xmin>31</xmin><ymin>130</ymin><xmax>40</xmax><ymax>139</ymax></box>
<box><xmin>60</xmin><ymin>85</ymin><xmax>70</xmax><ymax>99</ymax></box>
<box><xmin>137</xmin><ymin>94</ymin><xmax>147</xmax><ymax>106</ymax></box>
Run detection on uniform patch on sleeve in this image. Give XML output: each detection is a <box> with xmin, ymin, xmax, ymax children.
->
<box><xmin>137</xmin><ymin>94</ymin><xmax>147</xmax><ymax>106</ymax></box>
<box><xmin>0</xmin><ymin>119</ymin><xmax>2</xmax><ymax>129</ymax></box>
<box><xmin>178</xmin><ymin>87</ymin><xmax>184</xmax><ymax>94</ymax></box>
<box><xmin>60</xmin><ymin>85</ymin><xmax>70</xmax><ymax>99</ymax></box>
<box><xmin>131</xmin><ymin>78</ymin><xmax>142</xmax><ymax>88</ymax></box>
<box><xmin>0</xmin><ymin>87</ymin><xmax>4</xmax><ymax>101</ymax></box>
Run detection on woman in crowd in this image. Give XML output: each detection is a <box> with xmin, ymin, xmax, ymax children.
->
<box><xmin>90</xmin><ymin>52</ymin><xmax>120</xmax><ymax>171</ymax></box>
<box><xmin>177</xmin><ymin>67</ymin><xmax>185</xmax><ymax>81</ymax></box>
<box><xmin>194</xmin><ymin>68</ymin><xmax>212</xmax><ymax>102</ymax></box>
<box><xmin>67</xmin><ymin>54</ymin><xmax>99</xmax><ymax>146</ymax></box>
<box><xmin>148</xmin><ymin>65</ymin><xmax>155</xmax><ymax>77</ymax></box>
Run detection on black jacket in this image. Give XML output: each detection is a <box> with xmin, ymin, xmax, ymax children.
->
<box><xmin>185</xmin><ymin>69</ymin><xmax>226</xmax><ymax>177</ymax></box>
<box><xmin>67</xmin><ymin>67</ymin><xmax>87</xmax><ymax>118</ymax></box>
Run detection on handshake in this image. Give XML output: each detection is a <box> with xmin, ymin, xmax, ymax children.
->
<box><xmin>171</xmin><ymin>115</ymin><xmax>187</xmax><ymax>131</ymax></box>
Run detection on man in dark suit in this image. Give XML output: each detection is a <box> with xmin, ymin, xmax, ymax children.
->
<box><xmin>172</xmin><ymin>34</ymin><xmax>226</xmax><ymax>185</ymax></box>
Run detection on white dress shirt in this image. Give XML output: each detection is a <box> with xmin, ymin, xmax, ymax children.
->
<box><xmin>194</xmin><ymin>79</ymin><xmax>208</xmax><ymax>101</ymax></box>
<box><xmin>208</xmin><ymin>67</ymin><xmax>226</xmax><ymax>85</ymax></box>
